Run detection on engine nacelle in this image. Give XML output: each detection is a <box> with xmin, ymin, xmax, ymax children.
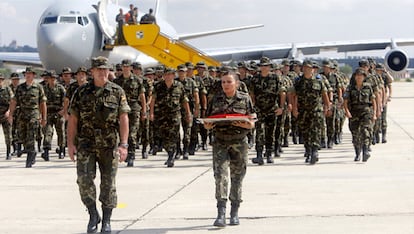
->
<box><xmin>385</xmin><ymin>49</ymin><xmax>409</xmax><ymax>72</ymax></box>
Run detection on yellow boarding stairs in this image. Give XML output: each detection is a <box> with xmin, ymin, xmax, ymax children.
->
<box><xmin>120</xmin><ymin>24</ymin><xmax>221</xmax><ymax>68</ymax></box>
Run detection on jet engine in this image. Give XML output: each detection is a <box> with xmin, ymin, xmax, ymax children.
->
<box><xmin>385</xmin><ymin>49</ymin><xmax>409</xmax><ymax>72</ymax></box>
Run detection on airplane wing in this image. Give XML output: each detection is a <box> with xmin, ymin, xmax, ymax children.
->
<box><xmin>177</xmin><ymin>24</ymin><xmax>264</xmax><ymax>40</ymax></box>
<box><xmin>203</xmin><ymin>38</ymin><xmax>414</xmax><ymax>61</ymax></box>
<box><xmin>0</xmin><ymin>52</ymin><xmax>43</xmax><ymax>68</ymax></box>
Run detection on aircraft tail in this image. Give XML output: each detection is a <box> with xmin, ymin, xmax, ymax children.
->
<box><xmin>154</xmin><ymin>0</ymin><xmax>168</xmax><ymax>19</ymax></box>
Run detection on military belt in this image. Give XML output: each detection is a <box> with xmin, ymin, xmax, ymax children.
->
<box><xmin>215</xmin><ymin>134</ymin><xmax>246</xmax><ymax>142</ymax></box>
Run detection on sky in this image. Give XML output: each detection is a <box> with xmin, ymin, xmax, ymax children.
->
<box><xmin>0</xmin><ymin>0</ymin><xmax>414</xmax><ymax>58</ymax></box>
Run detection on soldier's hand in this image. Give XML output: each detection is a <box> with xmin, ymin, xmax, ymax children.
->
<box><xmin>68</xmin><ymin>144</ymin><xmax>77</xmax><ymax>162</ymax></box>
<box><xmin>117</xmin><ymin>146</ymin><xmax>128</xmax><ymax>162</ymax></box>
<box><xmin>40</xmin><ymin>119</ymin><xmax>47</xmax><ymax>127</ymax></box>
<box><xmin>194</xmin><ymin>108</ymin><xmax>199</xmax><ymax>118</ymax></box>
<box><xmin>186</xmin><ymin>114</ymin><xmax>192</xmax><ymax>123</ymax></box>
<box><xmin>4</xmin><ymin>110</ymin><xmax>10</xmax><ymax>119</ymax></box>
<box><xmin>345</xmin><ymin>111</ymin><xmax>352</xmax><ymax>118</ymax></box>
<box><xmin>287</xmin><ymin>104</ymin><xmax>293</xmax><ymax>112</ymax></box>
<box><xmin>149</xmin><ymin>113</ymin><xmax>154</xmax><ymax>121</ymax></box>
<box><xmin>7</xmin><ymin>115</ymin><xmax>13</xmax><ymax>125</ymax></box>
<box><xmin>292</xmin><ymin>109</ymin><xmax>299</xmax><ymax>118</ymax></box>
<box><xmin>275</xmin><ymin>107</ymin><xmax>283</xmax><ymax>116</ymax></box>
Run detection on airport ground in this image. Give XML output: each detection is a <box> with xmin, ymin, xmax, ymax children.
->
<box><xmin>0</xmin><ymin>82</ymin><xmax>413</xmax><ymax>234</ymax></box>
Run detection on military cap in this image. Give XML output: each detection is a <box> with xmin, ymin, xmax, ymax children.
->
<box><xmin>358</xmin><ymin>59</ymin><xmax>369</xmax><ymax>67</ymax></box>
<box><xmin>322</xmin><ymin>60</ymin><xmax>333</xmax><ymax>68</ymax></box>
<box><xmin>273</xmin><ymin>64</ymin><xmax>283</xmax><ymax>70</ymax></box>
<box><xmin>177</xmin><ymin>64</ymin><xmax>187</xmax><ymax>72</ymax></box>
<box><xmin>281</xmin><ymin>59</ymin><xmax>290</xmax><ymax>66</ymax></box>
<box><xmin>292</xmin><ymin>60</ymin><xmax>302</xmax><ymax>66</ymax></box>
<box><xmin>375</xmin><ymin>63</ymin><xmax>385</xmax><ymax>70</ymax></box>
<box><xmin>302</xmin><ymin>60</ymin><xmax>313</xmax><ymax>68</ymax></box>
<box><xmin>41</xmin><ymin>70</ymin><xmax>51</xmax><ymax>77</ymax></box>
<box><xmin>219</xmin><ymin>66</ymin><xmax>232</xmax><ymax>73</ymax></box>
<box><xmin>208</xmin><ymin>66</ymin><xmax>217</xmax><ymax>72</ymax></box>
<box><xmin>0</xmin><ymin>73</ymin><xmax>4</xmax><ymax>79</ymax></box>
<box><xmin>156</xmin><ymin>65</ymin><xmax>165</xmax><ymax>72</ymax></box>
<box><xmin>196</xmin><ymin>61</ymin><xmax>207</xmax><ymax>69</ymax></box>
<box><xmin>132</xmin><ymin>62</ymin><xmax>142</xmax><ymax>69</ymax></box>
<box><xmin>62</xmin><ymin>67</ymin><xmax>73</xmax><ymax>74</ymax></box>
<box><xmin>367</xmin><ymin>57</ymin><xmax>376</xmax><ymax>65</ymax></box>
<box><xmin>354</xmin><ymin>68</ymin><xmax>367</xmax><ymax>76</ymax></box>
<box><xmin>185</xmin><ymin>62</ymin><xmax>194</xmax><ymax>69</ymax></box>
<box><xmin>259</xmin><ymin>57</ymin><xmax>271</xmax><ymax>66</ymax></box>
<box><xmin>164</xmin><ymin>67</ymin><xmax>176</xmax><ymax>74</ymax></box>
<box><xmin>49</xmin><ymin>70</ymin><xmax>58</xmax><ymax>78</ymax></box>
<box><xmin>312</xmin><ymin>61</ymin><xmax>320</xmax><ymax>69</ymax></box>
<box><xmin>76</xmin><ymin>66</ymin><xmax>88</xmax><ymax>74</ymax></box>
<box><xmin>144</xmin><ymin>68</ymin><xmax>155</xmax><ymax>75</ymax></box>
<box><xmin>121</xmin><ymin>59</ymin><xmax>132</xmax><ymax>66</ymax></box>
<box><xmin>91</xmin><ymin>56</ymin><xmax>111</xmax><ymax>69</ymax></box>
<box><xmin>115</xmin><ymin>63</ymin><xmax>122</xmax><ymax>71</ymax></box>
<box><xmin>23</xmin><ymin>66</ymin><xmax>36</xmax><ymax>74</ymax></box>
<box><xmin>331</xmin><ymin>60</ymin><xmax>339</xmax><ymax>68</ymax></box>
<box><xmin>10</xmin><ymin>72</ymin><xmax>20</xmax><ymax>79</ymax></box>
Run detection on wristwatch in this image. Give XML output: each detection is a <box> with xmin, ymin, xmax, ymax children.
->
<box><xmin>119</xmin><ymin>143</ymin><xmax>129</xmax><ymax>149</ymax></box>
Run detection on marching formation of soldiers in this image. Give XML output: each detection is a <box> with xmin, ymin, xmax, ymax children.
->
<box><xmin>0</xmin><ymin>56</ymin><xmax>392</xmax><ymax>167</ymax></box>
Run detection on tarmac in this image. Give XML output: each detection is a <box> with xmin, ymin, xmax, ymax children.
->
<box><xmin>0</xmin><ymin>81</ymin><xmax>413</xmax><ymax>234</ymax></box>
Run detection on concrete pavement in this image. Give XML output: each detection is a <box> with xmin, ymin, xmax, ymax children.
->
<box><xmin>0</xmin><ymin>82</ymin><xmax>413</xmax><ymax>234</ymax></box>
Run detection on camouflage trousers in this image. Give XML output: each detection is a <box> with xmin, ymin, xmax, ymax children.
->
<box><xmin>336</xmin><ymin>107</ymin><xmax>345</xmax><ymax>136</ymax></box>
<box><xmin>274</xmin><ymin>111</ymin><xmax>286</xmax><ymax>145</ymax></box>
<box><xmin>325</xmin><ymin>105</ymin><xmax>337</xmax><ymax>140</ymax></box>
<box><xmin>298</xmin><ymin>109</ymin><xmax>323</xmax><ymax>149</ymax></box>
<box><xmin>76</xmin><ymin>147</ymin><xmax>119</xmax><ymax>209</ymax></box>
<box><xmin>154</xmin><ymin>116</ymin><xmax>181</xmax><ymax>153</ymax></box>
<box><xmin>255</xmin><ymin>112</ymin><xmax>277</xmax><ymax>152</ymax></box>
<box><xmin>18</xmin><ymin>117</ymin><xmax>40</xmax><ymax>153</ymax></box>
<box><xmin>127</xmin><ymin>110</ymin><xmax>140</xmax><ymax>155</ymax></box>
<box><xmin>283</xmin><ymin>111</ymin><xmax>291</xmax><ymax>138</ymax></box>
<box><xmin>179</xmin><ymin>113</ymin><xmax>192</xmax><ymax>148</ymax></box>
<box><xmin>348</xmin><ymin>107</ymin><xmax>373</xmax><ymax>147</ymax></box>
<box><xmin>12</xmin><ymin>110</ymin><xmax>21</xmax><ymax>144</ymax></box>
<box><xmin>213</xmin><ymin>137</ymin><xmax>248</xmax><ymax>203</ymax></box>
<box><xmin>43</xmin><ymin>112</ymin><xmax>64</xmax><ymax>149</ymax></box>
<box><xmin>0</xmin><ymin>117</ymin><xmax>11</xmax><ymax>146</ymax></box>
<box><xmin>139</xmin><ymin>113</ymin><xmax>150</xmax><ymax>148</ymax></box>
<box><xmin>381</xmin><ymin>105</ymin><xmax>388</xmax><ymax>131</ymax></box>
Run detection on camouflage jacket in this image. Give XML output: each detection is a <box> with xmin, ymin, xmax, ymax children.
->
<box><xmin>13</xmin><ymin>82</ymin><xmax>47</xmax><ymax>120</ymax></box>
<box><xmin>44</xmin><ymin>83</ymin><xmax>66</xmax><ymax>113</ymax></box>
<box><xmin>250</xmin><ymin>73</ymin><xmax>285</xmax><ymax>113</ymax></box>
<box><xmin>175</xmin><ymin>77</ymin><xmax>198</xmax><ymax>111</ymax></box>
<box><xmin>0</xmin><ymin>85</ymin><xmax>13</xmax><ymax>118</ymax></box>
<box><xmin>153</xmin><ymin>80</ymin><xmax>188</xmax><ymax>119</ymax></box>
<box><xmin>344</xmin><ymin>82</ymin><xmax>375</xmax><ymax>110</ymax></box>
<box><xmin>207</xmin><ymin>90</ymin><xmax>255</xmax><ymax>140</ymax></box>
<box><xmin>69</xmin><ymin>81</ymin><xmax>130</xmax><ymax>149</ymax></box>
<box><xmin>113</xmin><ymin>74</ymin><xmax>145</xmax><ymax>111</ymax></box>
<box><xmin>320</xmin><ymin>72</ymin><xmax>343</xmax><ymax>100</ymax></box>
<box><xmin>293</xmin><ymin>75</ymin><xmax>327</xmax><ymax>112</ymax></box>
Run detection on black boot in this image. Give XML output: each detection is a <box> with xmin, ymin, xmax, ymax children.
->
<box><xmin>101</xmin><ymin>207</ymin><xmax>112</xmax><ymax>233</ymax></box>
<box><xmin>37</xmin><ymin>140</ymin><xmax>42</xmax><ymax>153</ymax></box>
<box><xmin>202</xmin><ymin>141</ymin><xmax>207</xmax><ymax>150</ymax></box>
<box><xmin>58</xmin><ymin>146</ymin><xmax>65</xmax><ymax>159</ymax></box>
<box><xmin>11</xmin><ymin>143</ymin><xmax>16</xmax><ymax>156</ymax></box>
<box><xmin>282</xmin><ymin>135</ymin><xmax>289</xmax><ymax>147</ymax></box>
<box><xmin>292</xmin><ymin>132</ymin><xmax>298</xmax><ymax>144</ymax></box>
<box><xmin>362</xmin><ymin>145</ymin><xmax>370</xmax><ymax>162</ymax></box>
<box><xmin>310</xmin><ymin>147</ymin><xmax>319</xmax><ymax>165</ymax></box>
<box><xmin>274</xmin><ymin>143</ymin><xmax>281</xmax><ymax>158</ymax></box>
<box><xmin>188</xmin><ymin>142</ymin><xmax>195</xmax><ymax>155</ymax></box>
<box><xmin>41</xmin><ymin>148</ymin><xmax>49</xmax><ymax>161</ymax></box>
<box><xmin>183</xmin><ymin>143</ymin><xmax>189</xmax><ymax>160</ymax></box>
<box><xmin>175</xmin><ymin>142</ymin><xmax>182</xmax><ymax>160</ymax></box>
<box><xmin>252</xmin><ymin>151</ymin><xmax>264</xmax><ymax>165</ymax></box>
<box><xmin>327</xmin><ymin>136</ymin><xmax>333</xmax><ymax>149</ymax></box>
<box><xmin>375</xmin><ymin>132</ymin><xmax>380</xmax><ymax>144</ymax></box>
<box><xmin>382</xmin><ymin>129</ymin><xmax>387</xmax><ymax>143</ymax></box>
<box><xmin>142</xmin><ymin>146</ymin><xmax>148</xmax><ymax>159</ymax></box>
<box><xmin>126</xmin><ymin>153</ymin><xmax>134</xmax><ymax>167</ymax></box>
<box><xmin>16</xmin><ymin>143</ymin><xmax>23</xmax><ymax>157</ymax></box>
<box><xmin>6</xmin><ymin>145</ymin><xmax>11</xmax><ymax>160</ymax></box>
<box><xmin>166</xmin><ymin>151</ymin><xmax>175</xmax><ymax>167</ymax></box>
<box><xmin>372</xmin><ymin>134</ymin><xmax>376</xmax><ymax>145</ymax></box>
<box><xmin>229</xmin><ymin>202</ymin><xmax>240</xmax><ymax>225</ymax></box>
<box><xmin>354</xmin><ymin>145</ymin><xmax>361</xmax><ymax>161</ymax></box>
<box><xmin>304</xmin><ymin>146</ymin><xmax>311</xmax><ymax>163</ymax></box>
<box><xmin>151</xmin><ymin>145</ymin><xmax>158</xmax><ymax>156</ymax></box>
<box><xmin>265</xmin><ymin>151</ymin><xmax>274</xmax><ymax>164</ymax></box>
<box><xmin>334</xmin><ymin>133</ymin><xmax>340</xmax><ymax>144</ymax></box>
<box><xmin>26</xmin><ymin>152</ymin><xmax>36</xmax><ymax>168</ymax></box>
<box><xmin>213</xmin><ymin>201</ymin><xmax>226</xmax><ymax>227</ymax></box>
<box><xmin>298</xmin><ymin>134</ymin><xmax>304</xmax><ymax>144</ymax></box>
<box><xmin>320</xmin><ymin>138</ymin><xmax>326</xmax><ymax>149</ymax></box>
<box><xmin>86</xmin><ymin>204</ymin><xmax>101</xmax><ymax>233</ymax></box>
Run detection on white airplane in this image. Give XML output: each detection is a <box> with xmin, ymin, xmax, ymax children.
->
<box><xmin>1</xmin><ymin>0</ymin><xmax>414</xmax><ymax>72</ymax></box>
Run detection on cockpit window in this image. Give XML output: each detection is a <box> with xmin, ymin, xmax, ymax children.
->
<box><xmin>59</xmin><ymin>16</ymin><xmax>77</xmax><ymax>23</ymax></box>
<box><xmin>42</xmin><ymin>16</ymin><xmax>58</xmax><ymax>24</ymax></box>
<box><xmin>77</xmin><ymin>16</ymin><xmax>90</xmax><ymax>26</ymax></box>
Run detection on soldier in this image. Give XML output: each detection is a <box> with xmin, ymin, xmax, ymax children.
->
<box><xmin>138</xmin><ymin>67</ymin><xmax>154</xmax><ymax>158</ymax></box>
<box><xmin>9</xmin><ymin>73</ymin><xmax>22</xmax><ymax>157</ymax></box>
<box><xmin>250</xmin><ymin>57</ymin><xmax>286</xmax><ymax>165</ymax></box>
<box><xmin>0</xmin><ymin>73</ymin><xmax>14</xmax><ymax>160</ymax></box>
<box><xmin>67</xmin><ymin>56</ymin><xmax>130</xmax><ymax>233</ymax></box>
<box><xmin>203</xmin><ymin>71</ymin><xmax>255</xmax><ymax>227</ymax></box>
<box><xmin>60</xmin><ymin>67</ymin><xmax>73</xmax><ymax>90</ymax></box>
<box><xmin>375</xmin><ymin>63</ymin><xmax>392</xmax><ymax>143</ymax></box>
<box><xmin>321</xmin><ymin>60</ymin><xmax>343</xmax><ymax>149</ymax></box>
<box><xmin>150</xmin><ymin>68</ymin><xmax>191</xmax><ymax>167</ymax></box>
<box><xmin>175</xmin><ymin>64</ymin><xmax>199</xmax><ymax>160</ymax></box>
<box><xmin>291</xmin><ymin>60</ymin><xmax>331</xmax><ymax>164</ymax></box>
<box><xmin>343</xmin><ymin>68</ymin><xmax>376</xmax><ymax>162</ymax></box>
<box><xmin>8</xmin><ymin>66</ymin><xmax>47</xmax><ymax>168</ymax></box>
<box><xmin>63</xmin><ymin>66</ymin><xmax>89</xmax><ymax>118</ymax></box>
<box><xmin>41</xmin><ymin>71</ymin><xmax>66</xmax><ymax>161</ymax></box>
<box><xmin>143</xmin><ymin>68</ymin><xmax>157</xmax><ymax>155</ymax></box>
<box><xmin>113</xmin><ymin>59</ymin><xmax>146</xmax><ymax>167</ymax></box>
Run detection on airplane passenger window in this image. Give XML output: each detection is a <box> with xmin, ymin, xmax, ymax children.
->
<box><xmin>42</xmin><ymin>16</ymin><xmax>58</xmax><ymax>24</ymax></box>
<box><xmin>59</xmin><ymin>16</ymin><xmax>76</xmax><ymax>23</ymax></box>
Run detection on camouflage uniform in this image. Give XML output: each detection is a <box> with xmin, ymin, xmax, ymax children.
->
<box><xmin>207</xmin><ymin>89</ymin><xmax>254</xmax><ymax>226</ymax></box>
<box><xmin>0</xmin><ymin>77</ymin><xmax>13</xmax><ymax>159</ymax></box>
<box><xmin>42</xmin><ymin>76</ymin><xmax>66</xmax><ymax>160</ymax></box>
<box><xmin>13</xmin><ymin>72</ymin><xmax>47</xmax><ymax>167</ymax></box>
<box><xmin>250</xmin><ymin>63</ymin><xmax>285</xmax><ymax>164</ymax></box>
<box><xmin>69</xmin><ymin>79</ymin><xmax>130</xmax><ymax>209</ymax></box>
<box><xmin>139</xmin><ymin>75</ymin><xmax>153</xmax><ymax>157</ymax></box>
<box><xmin>344</xmin><ymin>73</ymin><xmax>375</xmax><ymax>162</ymax></box>
<box><xmin>292</xmin><ymin>66</ymin><xmax>327</xmax><ymax>164</ymax></box>
<box><xmin>9</xmin><ymin>73</ymin><xmax>21</xmax><ymax>156</ymax></box>
<box><xmin>152</xmin><ymin>75</ymin><xmax>188</xmax><ymax>165</ymax></box>
<box><xmin>189</xmin><ymin>73</ymin><xmax>206</xmax><ymax>154</ymax></box>
<box><xmin>113</xmin><ymin>69</ymin><xmax>145</xmax><ymax>165</ymax></box>
<box><xmin>379</xmin><ymin>68</ymin><xmax>392</xmax><ymax>143</ymax></box>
